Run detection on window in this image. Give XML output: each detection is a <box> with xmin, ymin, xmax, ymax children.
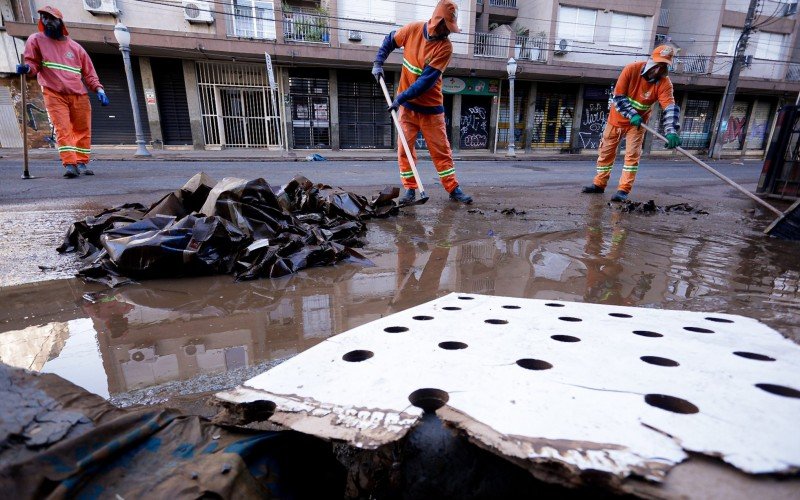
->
<box><xmin>231</xmin><ymin>0</ymin><xmax>276</xmax><ymax>40</ymax></box>
<box><xmin>717</xmin><ymin>26</ymin><xmax>739</xmax><ymax>55</ymax></box>
<box><xmin>557</xmin><ymin>6</ymin><xmax>597</xmax><ymax>43</ymax></box>
<box><xmin>755</xmin><ymin>31</ymin><xmax>787</xmax><ymax>61</ymax></box>
<box><xmin>342</xmin><ymin>0</ymin><xmax>393</xmax><ymax>23</ymax></box>
<box><xmin>609</xmin><ymin>12</ymin><xmax>647</xmax><ymax>47</ymax></box>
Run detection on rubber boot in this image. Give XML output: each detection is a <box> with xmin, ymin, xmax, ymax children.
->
<box><xmin>582</xmin><ymin>185</ymin><xmax>604</xmax><ymax>194</ymax></box>
<box><xmin>77</xmin><ymin>163</ymin><xmax>94</xmax><ymax>175</ymax></box>
<box><xmin>399</xmin><ymin>188</ymin><xmax>416</xmax><ymax>206</ymax></box>
<box><xmin>610</xmin><ymin>190</ymin><xmax>629</xmax><ymax>202</ymax></box>
<box><xmin>449</xmin><ymin>187</ymin><xmax>473</xmax><ymax>204</ymax></box>
<box><xmin>63</xmin><ymin>164</ymin><xmax>79</xmax><ymax>178</ymax></box>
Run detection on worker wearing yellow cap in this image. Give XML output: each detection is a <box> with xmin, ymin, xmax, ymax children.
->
<box><xmin>582</xmin><ymin>45</ymin><xmax>682</xmax><ymax>201</ymax></box>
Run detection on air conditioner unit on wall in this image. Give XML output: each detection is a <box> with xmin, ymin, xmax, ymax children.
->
<box><xmin>554</xmin><ymin>38</ymin><xmax>570</xmax><ymax>55</ymax></box>
<box><xmin>82</xmin><ymin>0</ymin><xmax>119</xmax><ymax>16</ymax></box>
<box><xmin>183</xmin><ymin>1</ymin><xmax>215</xmax><ymax>24</ymax></box>
<box><xmin>348</xmin><ymin>30</ymin><xmax>362</xmax><ymax>42</ymax></box>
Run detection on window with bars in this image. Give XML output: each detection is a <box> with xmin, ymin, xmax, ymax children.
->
<box><xmin>680</xmin><ymin>98</ymin><xmax>716</xmax><ymax>149</ymax></box>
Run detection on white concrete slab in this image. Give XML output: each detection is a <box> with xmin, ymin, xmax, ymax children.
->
<box><xmin>217</xmin><ymin>293</ymin><xmax>800</xmax><ymax>480</ymax></box>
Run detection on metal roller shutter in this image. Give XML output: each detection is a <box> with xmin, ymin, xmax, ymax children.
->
<box><xmin>338</xmin><ymin>72</ymin><xmax>394</xmax><ymax>149</ymax></box>
<box><xmin>151</xmin><ymin>58</ymin><xmax>192</xmax><ymax>145</ymax></box>
<box><xmin>89</xmin><ymin>53</ymin><xmax>151</xmax><ymax>145</ymax></box>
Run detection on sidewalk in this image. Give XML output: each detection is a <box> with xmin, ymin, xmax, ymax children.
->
<box><xmin>1</xmin><ymin>146</ymin><xmax>762</xmax><ymax>163</ymax></box>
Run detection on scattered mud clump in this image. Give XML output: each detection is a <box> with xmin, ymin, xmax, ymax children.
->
<box><xmin>615</xmin><ymin>200</ymin><xmax>709</xmax><ymax>215</ymax></box>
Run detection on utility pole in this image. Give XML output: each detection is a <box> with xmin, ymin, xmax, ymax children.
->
<box><xmin>709</xmin><ymin>0</ymin><xmax>759</xmax><ymax>159</ymax></box>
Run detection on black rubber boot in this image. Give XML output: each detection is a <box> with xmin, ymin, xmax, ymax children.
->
<box><xmin>77</xmin><ymin>163</ymin><xmax>94</xmax><ymax>175</ymax></box>
<box><xmin>63</xmin><ymin>164</ymin><xmax>78</xmax><ymax>178</ymax></box>
<box><xmin>581</xmin><ymin>185</ymin><xmax>604</xmax><ymax>194</ymax></box>
<box><xmin>398</xmin><ymin>188</ymin><xmax>416</xmax><ymax>206</ymax></box>
<box><xmin>449</xmin><ymin>187</ymin><xmax>473</xmax><ymax>204</ymax></box>
<box><xmin>610</xmin><ymin>190</ymin><xmax>629</xmax><ymax>202</ymax></box>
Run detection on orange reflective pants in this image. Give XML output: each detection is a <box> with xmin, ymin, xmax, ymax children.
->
<box><xmin>593</xmin><ymin>123</ymin><xmax>646</xmax><ymax>193</ymax></box>
<box><xmin>43</xmin><ymin>88</ymin><xmax>92</xmax><ymax>167</ymax></box>
<box><xmin>397</xmin><ymin>107</ymin><xmax>459</xmax><ymax>193</ymax></box>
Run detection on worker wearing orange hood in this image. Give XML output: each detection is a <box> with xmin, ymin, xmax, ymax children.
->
<box><xmin>17</xmin><ymin>6</ymin><xmax>108</xmax><ymax>178</ymax></box>
<box><xmin>372</xmin><ymin>0</ymin><xmax>472</xmax><ymax>204</ymax></box>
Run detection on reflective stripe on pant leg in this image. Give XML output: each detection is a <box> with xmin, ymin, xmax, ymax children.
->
<box><xmin>71</xmin><ymin>94</ymin><xmax>92</xmax><ymax>164</ymax></box>
<box><xmin>619</xmin><ymin>126</ymin><xmax>646</xmax><ymax>193</ymax></box>
<box><xmin>43</xmin><ymin>88</ymin><xmax>77</xmax><ymax>166</ymax></box>
<box><xmin>593</xmin><ymin>125</ymin><xmax>623</xmax><ymax>189</ymax></box>
<box><xmin>398</xmin><ymin>107</ymin><xmax>421</xmax><ymax>189</ymax></box>
<box><xmin>421</xmin><ymin>112</ymin><xmax>458</xmax><ymax>193</ymax></box>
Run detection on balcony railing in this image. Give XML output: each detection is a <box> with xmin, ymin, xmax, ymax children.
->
<box><xmin>514</xmin><ymin>35</ymin><xmax>547</xmax><ymax>63</ymax></box>
<box><xmin>226</xmin><ymin>1</ymin><xmax>277</xmax><ymax>40</ymax></box>
<box><xmin>788</xmin><ymin>63</ymin><xmax>800</xmax><ymax>81</ymax></box>
<box><xmin>283</xmin><ymin>9</ymin><xmax>330</xmax><ymax>43</ymax></box>
<box><xmin>676</xmin><ymin>55</ymin><xmax>710</xmax><ymax>74</ymax></box>
<box><xmin>658</xmin><ymin>8</ymin><xmax>669</xmax><ymax>28</ymax></box>
<box><xmin>474</xmin><ymin>32</ymin><xmax>511</xmax><ymax>58</ymax></box>
<box><xmin>489</xmin><ymin>0</ymin><xmax>517</xmax><ymax>7</ymax></box>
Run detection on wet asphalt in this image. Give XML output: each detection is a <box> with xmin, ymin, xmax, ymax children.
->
<box><xmin>1</xmin><ymin>155</ymin><xmax>798</xmax><ymax>403</ymax></box>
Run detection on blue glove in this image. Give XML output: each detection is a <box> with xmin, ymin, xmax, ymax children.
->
<box><xmin>16</xmin><ymin>64</ymin><xmax>30</xmax><ymax>75</ymax></box>
<box><xmin>629</xmin><ymin>114</ymin><xmax>642</xmax><ymax>128</ymax></box>
<box><xmin>372</xmin><ymin>63</ymin><xmax>384</xmax><ymax>83</ymax></box>
<box><xmin>387</xmin><ymin>98</ymin><xmax>400</xmax><ymax>113</ymax></box>
<box><xmin>97</xmin><ymin>89</ymin><xmax>109</xmax><ymax>106</ymax></box>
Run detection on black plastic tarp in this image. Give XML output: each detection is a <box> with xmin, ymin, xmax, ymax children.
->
<box><xmin>58</xmin><ymin>173</ymin><xmax>398</xmax><ymax>287</ymax></box>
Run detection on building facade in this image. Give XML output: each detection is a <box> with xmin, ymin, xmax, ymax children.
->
<box><xmin>0</xmin><ymin>0</ymin><xmax>798</xmax><ymax>155</ymax></box>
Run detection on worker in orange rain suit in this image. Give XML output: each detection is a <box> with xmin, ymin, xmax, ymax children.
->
<box><xmin>17</xmin><ymin>5</ymin><xmax>109</xmax><ymax>179</ymax></box>
<box><xmin>581</xmin><ymin>45</ymin><xmax>682</xmax><ymax>202</ymax></box>
<box><xmin>371</xmin><ymin>0</ymin><xmax>472</xmax><ymax>205</ymax></box>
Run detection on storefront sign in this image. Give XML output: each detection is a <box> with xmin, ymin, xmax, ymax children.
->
<box><xmin>443</xmin><ymin>77</ymin><xmax>499</xmax><ymax>96</ymax></box>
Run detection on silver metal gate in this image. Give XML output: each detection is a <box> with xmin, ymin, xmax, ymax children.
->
<box><xmin>197</xmin><ymin>61</ymin><xmax>282</xmax><ymax>148</ymax></box>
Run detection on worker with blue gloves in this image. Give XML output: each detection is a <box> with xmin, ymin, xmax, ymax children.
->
<box><xmin>17</xmin><ymin>6</ymin><xmax>108</xmax><ymax>178</ymax></box>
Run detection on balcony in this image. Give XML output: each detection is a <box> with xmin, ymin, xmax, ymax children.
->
<box><xmin>226</xmin><ymin>0</ymin><xmax>277</xmax><ymax>40</ymax></box>
<box><xmin>283</xmin><ymin>8</ymin><xmax>331</xmax><ymax>43</ymax></box>
<box><xmin>514</xmin><ymin>35</ymin><xmax>547</xmax><ymax>63</ymax></box>
<box><xmin>788</xmin><ymin>63</ymin><xmax>800</xmax><ymax>81</ymax></box>
<box><xmin>675</xmin><ymin>55</ymin><xmax>710</xmax><ymax>74</ymax></box>
<box><xmin>474</xmin><ymin>32</ymin><xmax>511</xmax><ymax>58</ymax></box>
<box><xmin>489</xmin><ymin>0</ymin><xmax>516</xmax><ymax>7</ymax></box>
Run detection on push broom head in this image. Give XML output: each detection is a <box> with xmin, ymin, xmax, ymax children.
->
<box><xmin>764</xmin><ymin>199</ymin><xmax>800</xmax><ymax>240</ymax></box>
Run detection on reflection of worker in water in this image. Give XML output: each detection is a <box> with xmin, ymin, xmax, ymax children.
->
<box><xmin>581</xmin><ymin>45</ymin><xmax>682</xmax><ymax>202</ymax></box>
<box><xmin>82</xmin><ymin>293</ymin><xmax>133</xmax><ymax>339</ymax></box>
<box><xmin>582</xmin><ymin>201</ymin><xmax>653</xmax><ymax>305</ymax></box>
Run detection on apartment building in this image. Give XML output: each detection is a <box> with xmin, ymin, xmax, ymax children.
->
<box><xmin>0</xmin><ymin>0</ymin><xmax>798</xmax><ymax>155</ymax></box>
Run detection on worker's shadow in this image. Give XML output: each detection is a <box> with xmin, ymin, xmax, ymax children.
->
<box><xmin>581</xmin><ymin>199</ymin><xmax>654</xmax><ymax>306</ymax></box>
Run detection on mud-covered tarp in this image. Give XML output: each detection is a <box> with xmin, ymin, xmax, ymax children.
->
<box><xmin>57</xmin><ymin>173</ymin><xmax>399</xmax><ymax>287</ymax></box>
<box><xmin>0</xmin><ymin>363</ymin><xmax>344</xmax><ymax>498</ymax></box>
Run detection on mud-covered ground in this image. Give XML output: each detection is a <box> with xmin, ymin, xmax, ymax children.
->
<box><xmin>0</xmin><ymin>158</ymin><xmax>798</xmax><ymax>405</ymax></box>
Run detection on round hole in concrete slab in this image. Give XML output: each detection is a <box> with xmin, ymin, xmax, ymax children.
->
<box><xmin>384</xmin><ymin>326</ymin><xmax>409</xmax><ymax>333</ymax></box>
<box><xmin>609</xmin><ymin>313</ymin><xmax>632</xmax><ymax>318</ymax></box>
<box><xmin>551</xmin><ymin>335</ymin><xmax>581</xmax><ymax>343</ymax></box>
<box><xmin>458</xmin><ymin>296</ymin><xmax>475</xmax><ymax>300</ymax></box>
<box><xmin>633</xmin><ymin>330</ymin><xmax>664</xmax><ymax>338</ymax></box>
<box><xmin>439</xmin><ymin>341</ymin><xmax>468</xmax><ymax>350</ymax></box>
<box><xmin>705</xmin><ymin>317</ymin><xmax>734</xmax><ymax>323</ymax></box>
<box><xmin>644</xmin><ymin>394</ymin><xmax>699</xmax><ymax>414</ymax></box>
<box><xmin>184</xmin><ymin>345</ymin><xmax>197</xmax><ymax>356</ymax></box>
<box><xmin>485</xmin><ymin>319</ymin><xmax>508</xmax><ymax>325</ymax></box>
<box><xmin>408</xmin><ymin>388</ymin><xmax>449</xmax><ymax>412</ymax></box>
<box><xmin>558</xmin><ymin>317</ymin><xmax>582</xmax><ymax>322</ymax></box>
<box><xmin>502</xmin><ymin>305</ymin><xmax>521</xmax><ymax>309</ymax></box>
<box><xmin>342</xmin><ymin>350</ymin><xmax>374</xmax><ymax>362</ymax></box>
<box><xmin>413</xmin><ymin>316</ymin><xmax>434</xmax><ymax>321</ymax></box>
<box><xmin>683</xmin><ymin>326</ymin><xmax>715</xmax><ymax>334</ymax></box>
<box><xmin>734</xmin><ymin>351</ymin><xmax>775</xmax><ymax>361</ymax></box>
<box><xmin>545</xmin><ymin>303</ymin><xmax>565</xmax><ymax>307</ymax></box>
<box><xmin>641</xmin><ymin>356</ymin><xmax>679</xmax><ymax>367</ymax></box>
<box><xmin>131</xmin><ymin>351</ymin><xmax>145</xmax><ymax>362</ymax></box>
<box><xmin>442</xmin><ymin>306</ymin><xmax>461</xmax><ymax>311</ymax></box>
<box><xmin>516</xmin><ymin>358</ymin><xmax>553</xmax><ymax>370</ymax></box>
<box><xmin>755</xmin><ymin>383</ymin><xmax>800</xmax><ymax>399</ymax></box>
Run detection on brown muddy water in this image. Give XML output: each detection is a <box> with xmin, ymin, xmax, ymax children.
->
<box><xmin>1</xmin><ymin>190</ymin><xmax>798</xmax><ymax>405</ymax></box>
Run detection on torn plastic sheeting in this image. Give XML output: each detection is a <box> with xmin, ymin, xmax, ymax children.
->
<box><xmin>58</xmin><ymin>173</ymin><xmax>398</xmax><ymax>287</ymax></box>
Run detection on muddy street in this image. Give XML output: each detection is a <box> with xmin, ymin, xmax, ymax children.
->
<box><xmin>1</xmin><ymin>159</ymin><xmax>798</xmax><ymax>404</ymax></box>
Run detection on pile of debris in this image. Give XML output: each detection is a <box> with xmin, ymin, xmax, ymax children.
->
<box><xmin>615</xmin><ymin>200</ymin><xmax>709</xmax><ymax>215</ymax></box>
<box><xmin>58</xmin><ymin>173</ymin><xmax>399</xmax><ymax>287</ymax></box>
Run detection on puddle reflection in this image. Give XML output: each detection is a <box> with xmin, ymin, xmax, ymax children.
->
<box><xmin>1</xmin><ymin>205</ymin><xmax>798</xmax><ymax>398</ymax></box>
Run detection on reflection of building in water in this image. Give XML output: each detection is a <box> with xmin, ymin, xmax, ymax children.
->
<box><xmin>0</xmin><ymin>322</ymin><xmax>69</xmax><ymax>371</ymax></box>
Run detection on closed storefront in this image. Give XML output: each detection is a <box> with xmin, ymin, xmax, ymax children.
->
<box><xmin>338</xmin><ymin>71</ymin><xmax>393</xmax><ymax>149</ymax></box>
<box><xmin>90</xmin><ymin>53</ymin><xmax>150</xmax><ymax>145</ymax></box>
<box><xmin>746</xmin><ymin>101</ymin><xmax>773</xmax><ymax>150</ymax></box>
<box><xmin>151</xmin><ymin>58</ymin><xmax>192</xmax><ymax>146</ymax></box>
<box><xmin>498</xmin><ymin>81</ymin><xmax>527</xmax><ymax>150</ymax></box>
<box><xmin>289</xmin><ymin>69</ymin><xmax>330</xmax><ymax>149</ymax></box>
<box><xmin>531</xmin><ymin>85</ymin><xmax>575</xmax><ymax>149</ymax></box>
<box><xmin>680</xmin><ymin>96</ymin><xmax>716</xmax><ymax>150</ymax></box>
<box><xmin>443</xmin><ymin>77</ymin><xmax>498</xmax><ymax>150</ymax></box>
<box><xmin>196</xmin><ymin>61</ymin><xmax>282</xmax><ymax>149</ymax></box>
<box><xmin>577</xmin><ymin>85</ymin><xmax>612</xmax><ymax>150</ymax></box>
<box><xmin>721</xmin><ymin>101</ymin><xmax>750</xmax><ymax>150</ymax></box>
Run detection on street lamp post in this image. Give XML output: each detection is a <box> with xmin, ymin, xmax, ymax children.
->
<box><xmin>114</xmin><ymin>22</ymin><xmax>150</xmax><ymax>157</ymax></box>
<box><xmin>506</xmin><ymin>57</ymin><xmax>517</xmax><ymax>157</ymax></box>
